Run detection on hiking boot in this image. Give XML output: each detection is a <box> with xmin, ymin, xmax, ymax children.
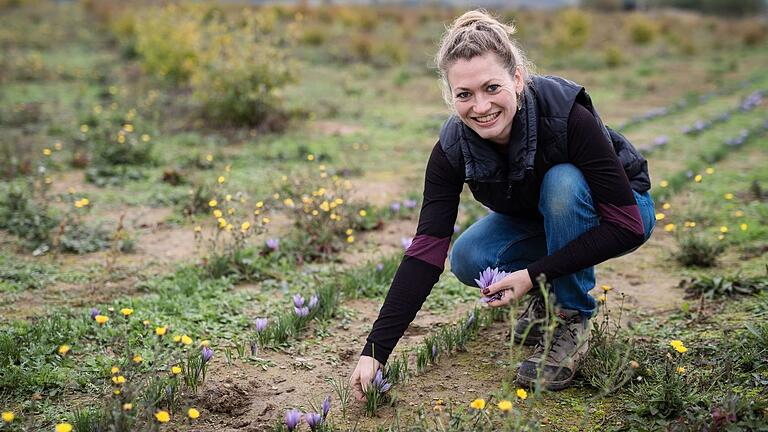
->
<box><xmin>512</xmin><ymin>293</ymin><xmax>546</xmax><ymax>346</ymax></box>
<box><xmin>516</xmin><ymin>309</ymin><xmax>590</xmax><ymax>391</ymax></box>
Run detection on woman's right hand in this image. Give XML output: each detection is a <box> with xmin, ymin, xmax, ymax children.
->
<box><xmin>350</xmin><ymin>355</ymin><xmax>381</xmax><ymax>401</ymax></box>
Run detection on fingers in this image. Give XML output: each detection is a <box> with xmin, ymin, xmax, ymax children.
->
<box><xmin>486</xmin><ymin>289</ymin><xmax>512</xmax><ymax>308</ymax></box>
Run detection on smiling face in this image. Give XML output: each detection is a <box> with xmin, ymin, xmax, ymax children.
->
<box><xmin>447</xmin><ymin>52</ymin><xmax>524</xmax><ymax>146</ymax></box>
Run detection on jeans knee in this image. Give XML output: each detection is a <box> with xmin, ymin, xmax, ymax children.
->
<box><xmin>539</xmin><ymin>164</ymin><xmax>592</xmax><ymax>218</ymax></box>
<box><xmin>449</xmin><ymin>241</ymin><xmax>478</xmax><ymax>287</ymax></box>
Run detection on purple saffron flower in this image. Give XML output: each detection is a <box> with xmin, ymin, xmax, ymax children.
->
<box><xmin>90</xmin><ymin>308</ymin><xmax>101</xmax><ymax>320</ymax></box>
<box><xmin>266</xmin><ymin>238</ymin><xmax>279</xmax><ymax>251</ymax></box>
<box><xmin>403</xmin><ymin>199</ymin><xmax>417</xmax><ymax>209</ymax></box>
<box><xmin>390</xmin><ymin>202</ymin><xmax>401</xmax><ymax>212</ymax></box>
<box><xmin>475</xmin><ymin>267</ymin><xmax>509</xmax><ymax>303</ymax></box>
<box><xmin>371</xmin><ymin>369</ymin><xmax>391</xmax><ymax>393</ymax></box>
<box><xmin>375</xmin><ymin>263</ymin><xmax>384</xmax><ymax>272</ymax></box>
<box><xmin>465</xmin><ymin>311</ymin><xmax>475</xmax><ymax>329</ymax></box>
<box><xmin>255</xmin><ymin>318</ymin><xmax>268</xmax><ymax>332</ymax></box>
<box><xmin>201</xmin><ymin>346</ymin><xmax>213</xmax><ymax>363</ymax></box>
<box><xmin>305</xmin><ymin>412</ymin><xmax>322</xmax><ymax>431</ymax></box>
<box><xmin>285</xmin><ymin>409</ymin><xmax>302</xmax><ymax>432</ymax></box>
<box><xmin>294</xmin><ymin>306</ymin><xmax>310</xmax><ymax>318</ymax></box>
<box><xmin>308</xmin><ymin>294</ymin><xmax>319</xmax><ymax>310</ymax></box>
<box><xmin>401</xmin><ymin>236</ymin><xmax>412</xmax><ymax>250</ymax></box>
<box><xmin>453</xmin><ymin>224</ymin><xmax>461</xmax><ymax>234</ymax></box>
<box><xmin>431</xmin><ymin>344</ymin><xmax>438</xmax><ymax>360</ymax></box>
<box><xmin>292</xmin><ymin>294</ymin><xmax>305</xmax><ymax>308</ymax></box>
<box><xmin>653</xmin><ymin>135</ymin><xmax>668</xmax><ymax>147</ymax></box>
<box><xmin>322</xmin><ymin>395</ymin><xmax>331</xmax><ymax>419</ymax></box>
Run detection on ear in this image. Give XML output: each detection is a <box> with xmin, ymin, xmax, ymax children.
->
<box><xmin>513</xmin><ymin>67</ymin><xmax>524</xmax><ymax>94</ymax></box>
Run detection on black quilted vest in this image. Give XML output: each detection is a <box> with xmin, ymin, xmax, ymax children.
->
<box><xmin>439</xmin><ymin>75</ymin><xmax>650</xmax><ymax>217</ymax></box>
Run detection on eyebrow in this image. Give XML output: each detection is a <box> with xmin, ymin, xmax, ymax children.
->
<box><xmin>453</xmin><ymin>79</ymin><xmax>499</xmax><ymax>92</ymax></box>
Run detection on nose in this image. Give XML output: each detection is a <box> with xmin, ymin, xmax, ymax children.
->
<box><xmin>473</xmin><ymin>94</ymin><xmax>492</xmax><ymax>115</ymax></box>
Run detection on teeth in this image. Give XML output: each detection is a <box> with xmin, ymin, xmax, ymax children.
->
<box><xmin>475</xmin><ymin>112</ymin><xmax>500</xmax><ymax>123</ymax></box>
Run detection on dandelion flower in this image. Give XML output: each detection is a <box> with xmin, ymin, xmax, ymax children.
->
<box><xmin>112</xmin><ymin>375</ymin><xmax>126</xmax><ymax>384</ymax></box>
<box><xmin>173</xmin><ymin>335</ymin><xmax>182</xmax><ymax>343</ymax></box>
<box><xmin>217</xmin><ymin>176</ymin><xmax>226</xmax><ymax>184</ymax></box>
<box><xmin>58</xmin><ymin>345</ymin><xmax>70</xmax><ymax>356</ymax></box>
<box><xmin>187</xmin><ymin>408</ymin><xmax>200</xmax><ymax>419</ymax></box>
<box><xmin>181</xmin><ymin>335</ymin><xmax>193</xmax><ymax>345</ymax></box>
<box><xmin>470</xmin><ymin>399</ymin><xmax>486</xmax><ymax>410</ymax></box>
<box><xmin>43</xmin><ymin>148</ymin><xmax>52</xmax><ymax>156</ymax></box>
<box><xmin>194</xmin><ymin>225</ymin><xmax>202</xmax><ymax>233</ymax></box>
<box><xmin>111</xmin><ymin>366</ymin><xmax>119</xmax><ymax>375</ymax></box>
<box><xmin>670</xmin><ymin>340</ymin><xmax>688</xmax><ymax>353</ymax></box>
<box><xmin>154</xmin><ymin>411</ymin><xmax>170</xmax><ymax>423</ymax></box>
<box><xmin>740</xmin><ymin>223</ymin><xmax>748</xmax><ymax>231</ymax></box>
<box><xmin>240</xmin><ymin>222</ymin><xmax>250</xmax><ymax>232</ymax></box>
<box><xmin>676</xmin><ymin>367</ymin><xmax>685</xmax><ymax>374</ymax></box>
<box><xmin>358</xmin><ymin>209</ymin><xmax>367</xmax><ymax>217</ymax></box>
<box><xmin>132</xmin><ymin>354</ymin><xmax>142</xmax><ymax>364</ymax></box>
<box><xmin>664</xmin><ymin>223</ymin><xmax>676</xmax><ymax>232</ymax></box>
<box><xmin>171</xmin><ymin>366</ymin><xmax>182</xmax><ymax>375</ymax></box>
<box><xmin>120</xmin><ymin>308</ymin><xmax>133</xmax><ymax>317</ymax></box>
<box><xmin>346</xmin><ymin>235</ymin><xmax>354</xmax><ymax>243</ymax></box>
<box><xmin>597</xmin><ymin>294</ymin><xmax>607</xmax><ymax>303</ymax></box>
<box><xmin>94</xmin><ymin>315</ymin><xmax>109</xmax><ymax>325</ymax></box>
<box><xmin>516</xmin><ymin>388</ymin><xmax>528</xmax><ymax>400</ymax></box>
<box><xmin>724</xmin><ymin>193</ymin><xmax>733</xmax><ymax>200</ymax></box>
<box><xmin>601</xmin><ymin>284</ymin><xmax>612</xmax><ymax>292</ymax></box>
<box><xmin>694</xmin><ymin>174</ymin><xmax>702</xmax><ymax>183</ymax></box>
<box><xmin>55</xmin><ymin>423</ymin><xmax>73</xmax><ymax>432</ymax></box>
<box><xmin>307</xmin><ymin>154</ymin><xmax>315</xmax><ymax>161</ymax></box>
<box><xmin>705</xmin><ymin>167</ymin><xmax>714</xmax><ymax>175</ymax></box>
<box><xmin>213</xmin><ymin>209</ymin><xmax>223</xmax><ymax>218</ymax></box>
<box><xmin>662</xmin><ymin>202</ymin><xmax>671</xmax><ymax>210</ymax></box>
<box><xmin>155</xmin><ymin>326</ymin><xmax>167</xmax><ymax>336</ymax></box>
<box><xmin>720</xmin><ymin>226</ymin><xmax>728</xmax><ymax>233</ymax></box>
<box><xmin>734</xmin><ymin>210</ymin><xmax>744</xmax><ymax>217</ymax></box>
<box><xmin>2</xmin><ymin>411</ymin><xmax>14</xmax><ymax>423</ymax></box>
<box><xmin>497</xmin><ymin>400</ymin><xmax>513</xmax><ymax>412</ymax></box>
<box><xmin>113</xmin><ymin>389</ymin><xmax>121</xmax><ymax>395</ymax></box>
<box><xmin>660</xmin><ymin>180</ymin><xmax>669</xmax><ymax>188</ymax></box>
<box><xmin>209</xmin><ymin>199</ymin><xmax>218</xmax><ymax>208</ymax></box>
<box><xmin>655</xmin><ymin>213</ymin><xmax>665</xmax><ymax>221</ymax></box>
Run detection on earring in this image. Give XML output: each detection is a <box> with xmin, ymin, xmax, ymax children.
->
<box><xmin>517</xmin><ymin>92</ymin><xmax>523</xmax><ymax>111</ymax></box>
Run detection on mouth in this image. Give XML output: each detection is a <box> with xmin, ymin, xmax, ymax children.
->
<box><xmin>472</xmin><ymin>111</ymin><xmax>501</xmax><ymax>125</ymax></box>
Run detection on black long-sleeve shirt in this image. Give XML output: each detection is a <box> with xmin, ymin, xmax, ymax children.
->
<box><xmin>362</xmin><ymin>103</ymin><xmax>646</xmax><ymax>364</ymax></box>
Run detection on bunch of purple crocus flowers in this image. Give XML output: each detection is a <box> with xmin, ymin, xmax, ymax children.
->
<box><xmin>293</xmin><ymin>293</ymin><xmax>320</xmax><ymax>318</ymax></box>
<box><xmin>475</xmin><ymin>267</ymin><xmax>510</xmax><ymax>303</ymax></box>
<box><xmin>284</xmin><ymin>396</ymin><xmax>331</xmax><ymax>431</ymax></box>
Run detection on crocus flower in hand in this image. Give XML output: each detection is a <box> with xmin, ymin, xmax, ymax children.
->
<box><xmin>371</xmin><ymin>369</ymin><xmax>391</xmax><ymax>393</ymax></box>
<box><xmin>475</xmin><ymin>267</ymin><xmax>509</xmax><ymax>303</ymax></box>
<box><xmin>285</xmin><ymin>409</ymin><xmax>301</xmax><ymax>432</ymax></box>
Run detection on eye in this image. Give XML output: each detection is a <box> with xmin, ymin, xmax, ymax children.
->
<box><xmin>487</xmin><ymin>84</ymin><xmax>501</xmax><ymax>92</ymax></box>
<box><xmin>455</xmin><ymin>91</ymin><xmax>470</xmax><ymax>100</ymax></box>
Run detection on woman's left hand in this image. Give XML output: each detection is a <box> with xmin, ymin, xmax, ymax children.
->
<box><xmin>481</xmin><ymin>269</ymin><xmax>534</xmax><ymax>308</ymax></box>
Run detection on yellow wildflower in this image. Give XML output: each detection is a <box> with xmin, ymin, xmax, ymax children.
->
<box><xmin>217</xmin><ymin>176</ymin><xmax>226</xmax><ymax>184</ymax></box>
<box><xmin>670</xmin><ymin>340</ymin><xmax>688</xmax><ymax>353</ymax></box>
<box><xmin>256</xmin><ymin>201</ymin><xmax>264</xmax><ymax>208</ymax></box>
<box><xmin>188</xmin><ymin>408</ymin><xmax>200</xmax><ymax>419</ymax></box>
<box><xmin>200</xmin><ymin>340</ymin><xmax>210</xmax><ymax>347</ymax></box>
<box><xmin>262</xmin><ymin>217</ymin><xmax>270</xmax><ymax>224</ymax></box>
<box><xmin>55</xmin><ymin>423</ymin><xmax>73</xmax><ymax>432</ymax></box>
<box><xmin>597</xmin><ymin>294</ymin><xmax>607</xmax><ymax>303</ymax></box>
<box><xmin>225</xmin><ymin>194</ymin><xmax>232</xmax><ymax>202</ymax></box>
<box><xmin>516</xmin><ymin>388</ymin><xmax>528</xmax><ymax>400</ymax></box>
<box><xmin>662</xmin><ymin>203</ymin><xmax>671</xmax><ymax>210</ymax></box>
<box><xmin>209</xmin><ymin>199</ymin><xmax>218</xmax><ymax>208</ymax></box>
<box><xmin>171</xmin><ymin>366</ymin><xmax>182</xmax><ymax>375</ymax></box>
<box><xmin>154</xmin><ymin>411</ymin><xmax>170</xmax><ymax>423</ymax></box>
<box><xmin>111</xmin><ymin>375</ymin><xmax>126</xmax><ymax>385</ymax></box>
<box><xmin>141</xmin><ymin>134</ymin><xmax>150</xmax><ymax>142</ymax></box>
<box><xmin>113</xmin><ymin>389</ymin><xmax>121</xmax><ymax>395</ymax></box>
<box><xmin>359</xmin><ymin>209</ymin><xmax>367</xmax><ymax>217</ymax></box>
<box><xmin>306</xmin><ymin>154</ymin><xmax>315</xmax><ymax>161</ymax></box>
<box><xmin>601</xmin><ymin>284</ymin><xmax>612</xmax><ymax>292</ymax></box>
<box><xmin>213</xmin><ymin>209</ymin><xmax>223</xmax><ymax>218</ymax></box>
<box><xmin>497</xmin><ymin>400</ymin><xmax>513</xmax><ymax>412</ymax></box>
<box><xmin>240</xmin><ymin>222</ymin><xmax>251</xmax><ymax>232</ymax></box>
<box><xmin>94</xmin><ymin>315</ymin><xmax>109</xmax><ymax>325</ymax></box>
<box><xmin>676</xmin><ymin>367</ymin><xmax>685</xmax><ymax>374</ymax></box>
<box><xmin>156</xmin><ymin>326</ymin><xmax>167</xmax><ymax>336</ymax></box>
<box><xmin>469</xmin><ymin>399</ymin><xmax>486</xmax><ymax>410</ymax></box>
<box><xmin>111</xmin><ymin>366</ymin><xmax>119</xmax><ymax>375</ymax></box>
<box><xmin>80</xmin><ymin>124</ymin><xmax>89</xmax><ymax>133</ymax></box>
<box><xmin>225</xmin><ymin>223</ymin><xmax>233</xmax><ymax>232</ymax></box>
<box><xmin>705</xmin><ymin>167</ymin><xmax>714</xmax><ymax>175</ymax></box>
<box><xmin>227</xmin><ymin>208</ymin><xmax>235</xmax><ymax>215</ymax></box>
<box><xmin>58</xmin><ymin>345</ymin><xmax>70</xmax><ymax>356</ymax></box>
<box><xmin>120</xmin><ymin>308</ymin><xmax>133</xmax><ymax>317</ymax></box>
<box><xmin>345</xmin><ymin>228</ymin><xmax>353</xmax><ymax>235</ymax></box>
<box><xmin>320</xmin><ymin>201</ymin><xmax>330</xmax><ymax>212</ymax></box>
<box><xmin>122</xmin><ymin>403</ymin><xmax>133</xmax><ymax>411</ymax></box>
<box><xmin>694</xmin><ymin>174</ymin><xmax>702</xmax><ymax>183</ymax></box>
<box><xmin>720</xmin><ymin>226</ymin><xmax>728</xmax><ymax>233</ymax></box>
<box><xmin>724</xmin><ymin>193</ymin><xmax>733</xmax><ymax>200</ymax></box>
<box><xmin>718</xmin><ymin>234</ymin><xmax>725</xmax><ymax>241</ymax></box>
<box><xmin>194</xmin><ymin>225</ymin><xmax>202</xmax><ymax>233</ymax></box>
<box><xmin>283</xmin><ymin>198</ymin><xmax>295</xmax><ymax>207</ymax></box>
<box><xmin>54</xmin><ymin>141</ymin><xmax>63</xmax><ymax>150</ymax></box>
<box><xmin>655</xmin><ymin>213</ymin><xmax>665</xmax><ymax>221</ymax></box>
<box><xmin>132</xmin><ymin>354</ymin><xmax>143</xmax><ymax>363</ymax></box>
<box><xmin>346</xmin><ymin>235</ymin><xmax>355</xmax><ymax>243</ymax></box>
<box><xmin>660</xmin><ymin>180</ymin><xmax>669</xmax><ymax>188</ymax></box>
<box><xmin>206</xmin><ymin>154</ymin><xmax>214</xmax><ymax>162</ymax></box>
<box><xmin>664</xmin><ymin>223</ymin><xmax>676</xmax><ymax>232</ymax></box>
<box><xmin>181</xmin><ymin>335</ymin><xmax>192</xmax><ymax>345</ymax></box>
<box><xmin>734</xmin><ymin>210</ymin><xmax>744</xmax><ymax>217</ymax></box>
<box><xmin>43</xmin><ymin>148</ymin><xmax>52</xmax><ymax>156</ymax></box>
<box><xmin>173</xmin><ymin>335</ymin><xmax>182</xmax><ymax>343</ymax></box>
<box><xmin>2</xmin><ymin>411</ymin><xmax>15</xmax><ymax>423</ymax></box>
<box><xmin>740</xmin><ymin>223</ymin><xmax>748</xmax><ymax>231</ymax></box>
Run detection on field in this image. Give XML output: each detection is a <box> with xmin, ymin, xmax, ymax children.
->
<box><xmin>1</xmin><ymin>1</ymin><xmax>767</xmax><ymax>431</ymax></box>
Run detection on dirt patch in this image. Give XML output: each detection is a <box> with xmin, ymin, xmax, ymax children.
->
<box><xmin>311</xmin><ymin>120</ymin><xmax>363</xmax><ymax>137</ymax></box>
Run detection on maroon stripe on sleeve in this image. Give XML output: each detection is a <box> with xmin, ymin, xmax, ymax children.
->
<box><xmin>597</xmin><ymin>202</ymin><xmax>645</xmax><ymax>237</ymax></box>
<box><xmin>405</xmin><ymin>234</ymin><xmax>451</xmax><ymax>270</ymax></box>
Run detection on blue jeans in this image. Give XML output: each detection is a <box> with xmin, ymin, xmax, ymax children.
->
<box><xmin>449</xmin><ymin>163</ymin><xmax>656</xmax><ymax>318</ymax></box>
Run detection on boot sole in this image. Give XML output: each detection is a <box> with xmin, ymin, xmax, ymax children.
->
<box><xmin>515</xmin><ymin>369</ymin><xmax>575</xmax><ymax>391</ymax></box>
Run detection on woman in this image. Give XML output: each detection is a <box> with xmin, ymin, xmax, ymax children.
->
<box><xmin>350</xmin><ymin>9</ymin><xmax>655</xmax><ymax>397</ymax></box>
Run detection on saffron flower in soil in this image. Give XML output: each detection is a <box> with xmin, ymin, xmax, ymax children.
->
<box><xmin>293</xmin><ymin>294</ymin><xmax>305</xmax><ymax>308</ymax></box>
<box><xmin>201</xmin><ymin>346</ymin><xmax>213</xmax><ymax>363</ymax></box>
<box><xmin>475</xmin><ymin>267</ymin><xmax>510</xmax><ymax>303</ymax></box>
<box><xmin>255</xmin><ymin>318</ymin><xmax>268</xmax><ymax>332</ymax></box>
<box><xmin>305</xmin><ymin>412</ymin><xmax>323</xmax><ymax>431</ymax></box>
<box><xmin>285</xmin><ymin>409</ymin><xmax>302</xmax><ymax>432</ymax></box>
<box><xmin>322</xmin><ymin>395</ymin><xmax>331</xmax><ymax>419</ymax></box>
<box><xmin>266</xmin><ymin>238</ymin><xmax>279</xmax><ymax>251</ymax></box>
<box><xmin>308</xmin><ymin>294</ymin><xmax>319</xmax><ymax>310</ymax></box>
<box><xmin>90</xmin><ymin>308</ymin><xmax>100</xmax><ymax>320</ymax></box>
<box><xmin>294</xmin><ymin>306</ymin><xmax>310</xmax><ymax>318</ymax></box>
<box><xmin>403</xmin><ymin>199</ymin><xmax>417</xmax><ymax>209</ymax></box>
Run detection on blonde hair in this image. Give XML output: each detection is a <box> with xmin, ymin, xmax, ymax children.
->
<box><xmin>435</xmin><ymin>9</ymin><xmax>535</xmax><ymax>108</ymax></box>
